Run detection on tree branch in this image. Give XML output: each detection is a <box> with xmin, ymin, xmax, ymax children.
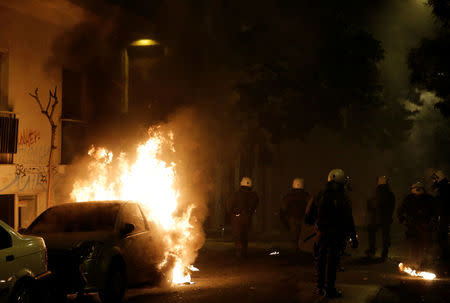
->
<box><xmin>49</xmin><ymin>86</ymin><xmax>58</xmax><ymax>119</ymax></box>
<box><xmin>46</xmin><ymin>90</ymin><xmax>51</xmax><ymax>113</ymax></box>
<box><xmin>29</xmin><ymin>86</ymin><xmax>59</xmax><ymax>209</ymax></box>
<box><xmin>29</xmin><ymin>88</ymin><xmax>45</xmax><ymax>113</ymax></box>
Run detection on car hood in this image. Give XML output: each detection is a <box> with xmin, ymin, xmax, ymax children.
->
<box><xmin>25</xmin><ymin>231</ymin><xmax>117</xmax><ymax>251</ymax></box>
<box><xmin>14</xmin><ymin>235</ymin><xmax>46</xmax><ymax>258</ymax></box>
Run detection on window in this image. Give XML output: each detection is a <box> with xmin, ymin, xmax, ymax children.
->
<box><xmin>61</xmin><ymin>69</ymin><xmax>87</xmax><ymax>164</ymax></box>
<box><xmin>62</xmin><ymin>69</ymin><xmax>82</xmax><ymax>120</ymax></box>
<box><xmin>28</xmin><ymin>203</ymin><xmax>120</xmax><ymax>233</ymax></box>
<box><xmin>0</xmin><ymin>225</ymin><xmax>12</xmax><ymax>250</ymax></box>
<box><xmin>119</xmin><ymin>204</ymin><xmax>146</xmax><ymax>233</ymax></box>
<box><xmin>0</xmin><ymin>51</ymin><xmax>9</xmax><ymax>109</ymax></box>
<box><xmin>0</xmin><ymin>52</ymin><xmax>16</xmax><ymax>164</ymax></box>
<box><xmin>0</xmin><ymin>112</ymin><xmax>18</xmax><ymax>164</ymax></box>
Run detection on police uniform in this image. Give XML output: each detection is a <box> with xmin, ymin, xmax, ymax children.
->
<box><xmin>226</xmin><ymin>186</ymin><xmax>259</xmax><ymax>258</ymax></box>
<box><xmin>280</xmin><ymin>188</ymin><xmax>311</xmax><ymax>251</ymax></box>
<box><xmin>434</xmin><ymin>178</ymin><xmax>449</xmax><ymax>260</ymax></box>
<box><xmin>305</xmin><ymin>181</ymin><xmax>357</xmax><ymax>297</ymax></box>
<box><xmin>397</xmin><ymin>192</ymin><xmax>436</xmax><ymax>268</ymax></box>
<box><xmin>366</xmin><ymin>183</ymin><xmax>395</xmax><ymax>258</ymax></box>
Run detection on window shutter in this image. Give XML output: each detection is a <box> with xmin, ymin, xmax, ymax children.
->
<box><xmin>0</xmin><ymin>113</ymin><xmax>19</xmax><ymax>153</ymax></box>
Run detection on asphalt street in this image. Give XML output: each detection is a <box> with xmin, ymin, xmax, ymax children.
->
<box><xmin>71</xmin><ymin>227</ymin><xmax>450</xmax><ymax>303</ymax></box>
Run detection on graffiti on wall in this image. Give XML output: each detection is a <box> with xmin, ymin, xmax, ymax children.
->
<box><xmin>0</xmin><ymin>164</ymin><xmax>48</xmax><ymax>193</ymax></box>
<box><xmin>15</xmin><ymin>128</ymin><xmax>48</xmax><ymax>165</ymax></box>
<box><xmin>18</xmin><ymin>129</ymin><xmax>41</xmax><ymax>147</ymax></box>
<box><xmin>1</xmin><ymin>128</ymin><xmax>48</xmax><ymax>193</ymax></box>
<box><xmin>0</xmin><ymin>128</ymin><xmax>64</xmax><ymax>194</ymax></box>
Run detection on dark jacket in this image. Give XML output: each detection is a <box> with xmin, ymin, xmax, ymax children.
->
<box><xmin>280</xmin><ymin>189</ymin><xmax>311</xmax><ymax>222</ymax></box>
<box><xmin>435</xmin><ymin>179</ymin><xmax>450</xmax><ymax>227</ymax></box>
<box><xmin>305</xmin><ymin>181</ymin><xmax>356</xmax><ymax>240</ymax></box>
<box><xmin>226</xmin><ymin>186</ymin><xmax>259</xmax><ymax>217</ymax></box>
<box><xmin>367</xmin><ymin>184</ymin><xmax>396</xmax><ymax>225</ymax></box>
<box><xmin>397</xmin><ymin>193</ymin><xmax>437</xmax><ymax>236</ymax></box>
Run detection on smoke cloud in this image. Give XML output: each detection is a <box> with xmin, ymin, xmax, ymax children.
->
<box><xmin>51</xmin><ymin>0</ymin><xmax>446</xmax><ymax>239</ymax></box>
<box><xmin>368</xmin><ymin>0</ymin><xmax>435</xmax><ymax>96</ymax></box>
<box><xmin>66</xmin><ymin>104</ymin><xmax>240</xmax><ymax>284</ymax></box>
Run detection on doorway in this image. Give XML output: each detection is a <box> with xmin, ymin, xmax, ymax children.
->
<box><xmin>0</xmin><ymin>194</ymin><xmax>14</xmax><ymax>226</ymax></box>
<box><xmin>18</xmin><ymin>195</ymin><xmax>37</xmax><ymax>229</ymax></box>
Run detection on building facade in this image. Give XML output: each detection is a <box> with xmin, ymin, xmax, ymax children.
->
<box><xmin>0</xmin><ymin>0</ymin><xmax>91</xmax><ymax>229</ymax></box>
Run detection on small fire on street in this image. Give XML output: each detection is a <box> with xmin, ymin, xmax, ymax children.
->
<box><xmin>71</xmin><ymin>128</ymin><xmax>200</xmax><ymax>285</ymax></box>
<box><xmin>398</xmin><ymin>263</ymin><xmax>436</xmax><ymax>280</ymax></box>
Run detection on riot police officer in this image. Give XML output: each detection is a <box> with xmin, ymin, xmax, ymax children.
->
<box><xmin>365</xmin><ymin>176</ymin><xmax>396</xmax><ymax>260</ymax></box>
<box><xmin>226</xmin><ymin>177</ymin><xmax>259</xmax><ymax>258</ymax></box>
<box><xmin>305</xmin><ymin>169</ymin><xmax>358</xmax><ymax>298</ymax></box>
<box><xmin>398</xmin><ymin>182</ymin><xmax>437</xmax><ymax>269</ymax></box>
<box><xmin>280</xmin><ymin>178</ymin><xmax>312</xmax><ymax>252</ymax></box>
<box><xmin>432</xmin><ymin>171</ymin><xmax>450</xmax><ymax>261</ymax></box>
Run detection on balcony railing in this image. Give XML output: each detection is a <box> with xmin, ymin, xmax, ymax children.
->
<box><xmin>0</xmin><ymin>111</ymin><xmax>18</xmax><ymax>164</ymax></box>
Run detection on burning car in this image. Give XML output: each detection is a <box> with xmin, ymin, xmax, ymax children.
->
<box><xmin>23</xmin><ymin>201</ymin><xmax>165</xmax><ymax>303</ymax></box>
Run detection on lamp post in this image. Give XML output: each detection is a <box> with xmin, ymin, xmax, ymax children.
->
<box><xmin>121</xmin><ymin>39</ymin><xmax>160</xmax><ymax>113</ymax></box>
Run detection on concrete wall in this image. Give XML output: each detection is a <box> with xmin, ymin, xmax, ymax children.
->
<box><xmin>0</xmin><ymin>1</ymin><xmax>90</xmax><ymax>228</ymax></box>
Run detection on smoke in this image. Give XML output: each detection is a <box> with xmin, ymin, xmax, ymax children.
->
<box><xmin>154</xmin><ymin>107</ymin><xmax>241</xmax><ymax>277</ymax></box>
<box><xmin>47</xmin><ymin>1</ymin><xmax>245</xmax><ymax>281</ymax></box>
<box><xmin>66</xmin><ymin>104</ymin><xmax>240</xmax><ymax>284</ymax></box>
<box><xmin>50</xmin><ymin>0</ymin><xmax>446</xmax><ymax>239</ymax></box>
<box><xmin>366</xmin><ymin>1</ymin><xmax>450</xmax><ymax>191</ymax></box>
<box><xmin>368</xmin><ymin>0</ymin><xmax>435</xmax><ymax>96</ymax></box>
<box><xmin>239</xmin><ymin>1</ymin><xmax>441</xmax><ymax>227</ymax></box>
<box><xmin>404</xmin><ymin>91</ymin><xmax>450</xmax><ymax>173</ymax></box>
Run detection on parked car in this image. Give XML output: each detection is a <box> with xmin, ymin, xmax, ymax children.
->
<box><xmin>23</xmin><ymin>201</ymin><xmax>164</xmax><ymax>303</ymax></box>
<box><xmin>0</xmin><ymin>219</ymin><xmax>51</xmax><ymax>303</ymax></box>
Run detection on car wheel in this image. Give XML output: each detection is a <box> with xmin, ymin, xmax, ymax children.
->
<box><xmin>9</xmin><ymin>280</ymin><xmax>32</xmax><ymax>303</ymax></box>
<box><xmin>99</xmin><ymin>263</ymin><xmax>126</xmax><ymax>303</ymax></box>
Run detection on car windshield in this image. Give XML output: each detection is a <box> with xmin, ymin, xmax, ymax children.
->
<box><xmin>28</xmin><ymin>203</ymin><xmax>120</xmax><ymax>233</ymax></box>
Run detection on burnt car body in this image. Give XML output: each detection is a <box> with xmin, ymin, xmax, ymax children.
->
<box><xmin>23</xmin><ymin>201</ymin><xmax>164</xmax><ymax>303</ymax></box>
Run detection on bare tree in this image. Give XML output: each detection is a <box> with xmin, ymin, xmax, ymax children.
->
<box><xmin>29</xmin><ymin>87</ymin><xmax>58</xmax><ymax>209</ymax></box>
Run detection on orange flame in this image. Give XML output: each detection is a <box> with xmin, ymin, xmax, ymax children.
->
<box><xmin>398</xmin><ymin>263</ymin><xmax>436</xmax><ymax>280</ymax></box>
<box><xmin>71</xmin><ymin>128</ymin><xmax>198</xmax><ymax>285</ymax></box>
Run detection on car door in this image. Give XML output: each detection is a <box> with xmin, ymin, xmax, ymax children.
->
<box><xmin>0</xmin><ymin>223</ymin><xmax>15</xmax><ymax>300</ymax></box>
<box><xmin>117</xmin><ymin>203</ymin><xmax>154</xmax><ymax>285</ymax></box>
<box><xmin>135</xmin><ymin>205</ymin><xmax>163</xmax><ymax>273</ymax></box>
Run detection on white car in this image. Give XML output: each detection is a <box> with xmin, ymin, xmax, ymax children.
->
<box><xmin>0</xmin><ymin>220</ymin><xmax>51</xmax><ymax>303</ymax></box>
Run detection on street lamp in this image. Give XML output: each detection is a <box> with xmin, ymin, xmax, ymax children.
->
<box><xmin>130</xmin><ymin>39</ymin><xmax>159</xmax><ymax>47</ymax></box>
<box><xmin>121</xmin><ymin>38</ymin><xmax>160</xmax><ymax>113</ymax></box>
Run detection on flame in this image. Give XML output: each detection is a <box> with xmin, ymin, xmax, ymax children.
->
<box><xmin>71</xmin><ymin>128</ymin><xmax>198</xmax><ymax>285</ymax></box>
<box><xmin>398</xmin><ymin>263</ymin><xmax>436</xmax><ymax>280</ymax></box>
<box><xmin>172</xmin><ymin>259</ymin><xmax>191</xmax><ymax>284</ymax></box>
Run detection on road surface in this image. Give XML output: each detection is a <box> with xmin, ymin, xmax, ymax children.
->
<box><xmin>71</xmin><ymin>231</ymin><xmax>450</xmax><ymax>303</ymax></box>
